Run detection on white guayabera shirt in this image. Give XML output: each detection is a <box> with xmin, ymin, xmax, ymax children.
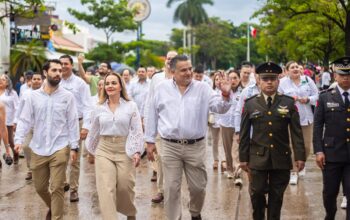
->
<box><xmin>85</xmin><ymin>99</ymin><xmax>144</xmax><ymax>158</ymax></box>
<box><xmin>14</xmin><ymin>86</ymin><xmax>80</xmax><ymax>156</ymax></box>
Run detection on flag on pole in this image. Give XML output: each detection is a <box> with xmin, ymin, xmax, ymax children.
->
<box><xmin>250</xmin><ymin>26</ymin><xmax>257</xmax><ymax>38</ymax></box>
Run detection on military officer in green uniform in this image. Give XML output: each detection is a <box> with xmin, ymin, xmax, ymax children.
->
<box><xmin>239</xmin><ymin>62</ymin><xmax>306</xmax><ymax>220</ymax></box>
<box><xmin>313</xmin><ymin>56</ymin><xmax>350</xmax><ymax>220</ymax></box>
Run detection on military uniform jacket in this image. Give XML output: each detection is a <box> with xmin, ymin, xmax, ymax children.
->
<box><xmin>239</xmin><ymin>93</ymin><xmax>306</xmax><ymax>170</ymax></box>
<box><xmin>313</xmin><ymin>87</ymin><xmax>350</xmax><ymax>162</ymax></box>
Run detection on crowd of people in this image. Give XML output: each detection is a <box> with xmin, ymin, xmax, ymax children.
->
<box><xmin>0</xmin><ymin>52</ymin><xmax>349</xmax><ymax>220</ymax></box>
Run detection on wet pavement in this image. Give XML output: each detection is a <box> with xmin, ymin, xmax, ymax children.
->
<box><xmin>0</xmin><ymin>140</ymin><xmax>346</xmax><ymax>220</ymax></box>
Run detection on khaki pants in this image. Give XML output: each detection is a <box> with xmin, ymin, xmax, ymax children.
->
<box><xmin>209</xmin><ymin>125</ymin><xmax>220</xmax><ymax>161</ymax></box>
<box><xmin>291</xmin><ymin>123</ymin><xmax>313</xmax><ymax>171</ymax></box>
<box><xmin>23</xmin><ymin>129</ymin><xmax>33</xmax><ymax>171</ymax></box>
<box><xmin>221</xmin><ymin>126</ymin><xmax>239</xmax><ymax>173</ymax></box>
<box><xmin>31</xmin><ymin>147</ymin><xmax>70</xmax><ymax>220</ymax></box>
<box><xmin>161</xmin><ymin>139</ymin><xmax>207</xmax><ymax>220</ymax></box>
<box><xmin>95</xmin><ymin>136</ymin><xmax>136</xmax><ymax>220</ymax></box>
<box><xmin>68</xmin><ymin>120</ymin><xmax>83</xmax><ymax>191</ymax></box>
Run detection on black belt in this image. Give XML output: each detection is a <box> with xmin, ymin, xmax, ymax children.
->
<box><xmin>79</xmin><ymin>118</ymin><xmax>83</xmax><ymax>121</ymax></box>
<box><xmin>162</xmin><ymin>137</ymin><xmax>204</xmax><ymax>145</ymax></box>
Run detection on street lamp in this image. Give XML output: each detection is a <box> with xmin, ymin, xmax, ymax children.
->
<box><xmin>127</xmin><ymin>0</ymin><xmax>151</xmax><ymax>68</ymax></box>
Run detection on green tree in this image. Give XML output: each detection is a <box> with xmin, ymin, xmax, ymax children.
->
<box><xmin>255</xmin><ymin>0</ymin><xmax>350</xmax><ymax>57</ymax></box>
<box><xmin>68</xmin><ymin>0</ymin><xmax>137</xmax><ymax>44</ymax></box>
<box><xmin>167</xmin><ymin>0</ymin><xmax>213</xmax><ymax>60</ymax></box>
<box><xmin>0</xmin><ymin>0</ymin><xmax>45</xmax><ymax>23</ymax></box>
<box><xmin>85</xmin><ymin>42</ymin><xmax>127</xmax><ymax>63</ymax></box>
<box><xmin>10</xmin><ymin>40</ymin><xmax>46</xmax><ymax>79</ymax></box>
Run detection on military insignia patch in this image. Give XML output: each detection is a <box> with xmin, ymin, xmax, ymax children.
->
<box><xmin>326</xmin><ymin>102</ymin><xmax>340</xmax><ymax>108</ymax></box>
<box><xmin>277</xmin><ymin>105</ymin><xmax>289</xmax><ymax>114</ymax></box>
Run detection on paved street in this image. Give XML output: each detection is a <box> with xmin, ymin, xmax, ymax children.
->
<box><xmin>0</xmin><ymin>140</ymin><xmax>346</xmax><ymax>220</ymax></box>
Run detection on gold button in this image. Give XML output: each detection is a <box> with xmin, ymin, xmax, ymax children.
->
<box><xmin>347</xmin><ymin>128</ymin><xmax>350</xmax><ymax>132</ymax></box>
<box><xmin>282</xmin><ymin>115</ymin><xmax>285</xmax><ymax>118</ymax></box>
<box><xmin>348</xmin><ymin>118</ymin><xmax>350</xmax><ymax>122</ymax></box>
<box><xmin>286</xmin><ymin>152</ymin><xmax>289</xmax><ymax>154</ymax></box>
<box><xmin>347</xmin><ymin>138</ymin><xmax>350</xmax><ymax>142</ymax></box>
<box><xmin>325</xmin><ymin>144</ymin><xmax>328</xmax><ymax>147</ymax></box>
<box><xmin>268</xmin><ymin>111</ymin><xmax>272</xmax><ymax>115</ymax></box>
<box><xmin>270</xmin><ymin>144</ymin><xmax>274</xmax><ymax>148</ymax></box>
<box><xmin>269</xmin><ymin>133</ymin><xmax>273</xmax><ymax>137</ymax></box>
<box><xmin>256</xmin><ymin>152</ymin><xmax>259</xmax><ymax>155</ymax></box>
<box><xmin>268</xmin><ymin>122</ymin><xmax>272</xmax><ymax>126</ymax></box>
<box><xmin>331</xmin><ymin>108</ymin><xmax>334</xmax><ymax>111</ymax></box>
<box><xmin>348</xmin><ymin>108</ymin><xmax>350</xmax><ymax>112</ymax></box>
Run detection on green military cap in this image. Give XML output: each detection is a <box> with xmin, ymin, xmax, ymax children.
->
<box><xmin>331</xmin><ymin>56</ymin><xmax>350</xmax><ymax>75</ymax></box>
<box><xmin>256</xmin><ymin>62</ymin><xmax>282</xmax><ymax>79</ymax></box>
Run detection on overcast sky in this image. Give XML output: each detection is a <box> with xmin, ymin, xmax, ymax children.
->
<box><xmin>55</xmin><ymin>0</ymin><xmax>262</xmax><ymax>42</ymax></box>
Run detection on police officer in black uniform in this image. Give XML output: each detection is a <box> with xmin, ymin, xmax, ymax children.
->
<box><xmin>313</xmin><ymin>56</ymin><xmax>350</xmax><ymax>220</ymax></box>
<box><xmin>239</xmin><ymin>62</ymin><xmax>306</xmax><ymax>220</ymax></box>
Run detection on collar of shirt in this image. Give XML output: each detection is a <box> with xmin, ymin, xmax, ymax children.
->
<box><xmin>172</xmin><ymin>79</ymin><xmax>194</xmax><ymax>94</ymax></box>
<box><xmin>337</xmin><ymin>85</ymin><xmax>350</xmax><ymax>100</ymax></box>
<box><xmin>262</xmin><ymin>92</ymin><xmax>276</xmax><ymax>104</ymax></box>
<box><xmin>39</xmin><ymin>84</ymin><xmax>62</xmax><ymax>96</ymax></box>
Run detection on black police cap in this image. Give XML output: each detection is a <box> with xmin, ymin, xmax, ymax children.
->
<box><xmin>331</xmin><ymin>56</ymin><xmax>350</xmax><ymax>74</ymax></box>
<box><xmin>256</xmin><ymin>62</ymin><xmax>282</xmax><ymax>76</ymax></box>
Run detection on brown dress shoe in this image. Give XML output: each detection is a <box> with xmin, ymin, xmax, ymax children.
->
<box><xmin>127</xmin><ymin>216</ymin><xmax>136</xmax><ymax>220</ymax></box>
<box><xmin>150</xmin><ymin>171</ymin><xmax>157</xmax><ymax>182</ymax></box>
<box><xmin>151</xmin><ymin>193</ymin><xmax>164</xmax><ymax>203</ymax></box>
<box><xmin>25</xmin><ymin>172</ymin><xmax>32</xmax><ymax>180</ymax></box>
<box><xmin>13</xmin><ymin>152</ymin><xmax>19</xmax><ymax>165</ymax></box>
<box><xmin>70</xmin><ymin>191</ymin><xmax>79</xmax><ymax>202</ymax></box>
<box><xmin>192</xmin><ymin>214</ymin><xmax>202</xmax><ymax>220</ymax></box>
<box><xmin>46</xmin><ymin>209</ymin><xmax>51</xmax><ymax>220</ymax></box>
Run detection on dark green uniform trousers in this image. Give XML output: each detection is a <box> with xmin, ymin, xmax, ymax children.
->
<box><xmin>250</xmin><ymin>169</ymin><xmax>290</xmax><ymax>220</ymax></box>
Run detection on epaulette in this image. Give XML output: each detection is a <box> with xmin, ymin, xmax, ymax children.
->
<box><xmin>150</xmin><ymin>70</ymin><xmax>163</xmax><ymax>79</ymax></box>
<box><xmin>320</xmin><ymin>87</ymin><xmax>334</xmax><ymax>94</ymax></box>
<box><xmin>244</xmin><ymin>94</ymin><xmax>259</xmax><ymax>102</ymax></box>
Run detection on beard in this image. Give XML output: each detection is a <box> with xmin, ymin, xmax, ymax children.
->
<box><xmin>47</xmin><ymin>75</ymin><xmax>61</xmax><ymax>87</ymax></box>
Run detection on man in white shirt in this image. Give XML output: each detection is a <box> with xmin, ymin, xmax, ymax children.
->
<box><xmin>144</xmin><ymin>50</ymin><xmax>177</xmax><ymax>203</ymax></box>
<box><xmin>145</xmin><ymin>55</ymin><xmax>231</xmax><ymax>220</ymax></box>
<box><xmin>129</xmin><ymin>66</ymin><xmax>150</xmax><ymax>118</ymax></box>
<box><xmin>14</xmin><ymin>59</ymin><xmax>79</xmax><ymax>220</ymax></box>
<box><xmin>19</xmin><ymin>70</ymin><xmax>33</xmax><ymax>97</ymax></box>
<box><xmin>14</xmin><ymin>72</ymin><xmax>44</xmax><ymax>180</ymax></box>
<box><xmin>59</xmin><ymin>55</ymin><xmax>92</xmax><ymax>202</ymax></box>
<box><xmin>321</xmin><ymin>66</ymin><xmax>332</xmax><ymax>90</ymax></box>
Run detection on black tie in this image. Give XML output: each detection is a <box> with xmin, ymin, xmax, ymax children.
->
<box><xmin>344</xmin><ymin>92</ymin><xmax>350</xmax><ymax>108</ymax></box>
<box><xmin>267</xmin><ymin>96</ymin><xmax>272</xmax><ymax>108</ymax></box>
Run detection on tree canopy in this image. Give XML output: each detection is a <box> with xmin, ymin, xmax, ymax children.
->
<box><xmin>68</xmin><ymin>0</ymin><xmax>137</xmax><ymax>44</ymax></box>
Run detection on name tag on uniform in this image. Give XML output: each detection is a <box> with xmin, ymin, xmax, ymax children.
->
<box><xmin>326</xmin><ymin>102</ymin><xmax>339</xmax><ymax>108</ymax></box>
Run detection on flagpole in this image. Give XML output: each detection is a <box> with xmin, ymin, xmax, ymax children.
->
<box><xmin>247</xmin><ymin>22</ymin><xmax>250</xmax><ymax>62</ymax></box>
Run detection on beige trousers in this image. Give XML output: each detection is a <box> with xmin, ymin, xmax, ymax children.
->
<box><xmin>95</xmin><ymin>136</ymin><xmax>136</xmax><ymax>220</ymax></box>
<box><xmin>209</xmin><ymin>125</ymin><xmax>220</xmax><ymax>161</ymax></box>
<box><xmin>31</xmin><ymin>147</ymin><xmax>70</xmax><ymax>220</ymax></box>
<box><xmin>68</xmin><ymin>120</ymin><xmax>83</xmax><ymax>191</ymax></box>
<box><xmin>161</xmin><ymin>139</ymin><xmax>207</xmax><ymax>220</ymax></box>
<box><xmin>221</xmin><ymin>126</ymin><xmax>239</xmax><ymax>173</ymax></box>
<box><xmin>292</xmin><ymin>123</ymin><xmax>313</xmax><ymax>172</ymax></box>
<box><xmin>23</xmin><ymin>129</ymin><xmax>33</xmax><ymax>171</ymax></box>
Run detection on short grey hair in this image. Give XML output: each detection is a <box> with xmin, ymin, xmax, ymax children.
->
<box><xmin>0</xmin><ymin>74</ymin><xmax>13</xmax><ymax>94</ymax></box>
<box><xmin>169</xmin><ymin>55</ymin><xmax>189</xmax><ymax>71</ymax></box>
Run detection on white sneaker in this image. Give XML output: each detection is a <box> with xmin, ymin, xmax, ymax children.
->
<box><xmin>299</xmin><ymin>168</ymin><xmax>306</xmax><ymax>177</ymax></box>
<box><xmin>341</xmin><ymin>196</ymin><xmax>347</xmax><ymax>209</ymax></box>
<box><xmin>234</xmin><ymin>177</ymin><xmax>243</xmax><ymax>186</ymax></box>
<box><xmin>289</xmin><ymin>172</ymin><xmax>298</xmax><ymax>185</ymax></box>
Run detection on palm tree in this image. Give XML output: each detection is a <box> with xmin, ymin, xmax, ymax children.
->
<box><xmin>10</xmin><ymin>40</ymin><xmax>46</xmax><ymax>79</ymax></box>
<box><xmin>167</xmin><ymin>0</ymin><xmax>213</xmax><ymax>61</ymax></box>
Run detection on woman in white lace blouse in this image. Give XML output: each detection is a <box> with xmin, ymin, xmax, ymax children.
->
<box><xmin>86</xmin><ymin>72</ymin><xmax>144</xmax><ymax>220</ymax></box>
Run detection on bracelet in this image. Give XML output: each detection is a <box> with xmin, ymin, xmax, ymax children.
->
<box><xmin>222</xmin><ymin>92</ymin><xmax>230</xmax><ymax>98</ymax></box>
